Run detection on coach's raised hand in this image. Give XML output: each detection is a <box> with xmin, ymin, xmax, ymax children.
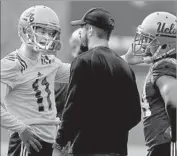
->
<box><xmin>19</xmin><ymin>126</ymin><xmax>42</xmax><ymax>153</ymax></box>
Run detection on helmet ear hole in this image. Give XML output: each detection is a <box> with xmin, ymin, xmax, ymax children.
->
<box><xmin>23</xmin><ymin>28</ymin><xmax>26</xmax><ymax>34</ymax></box>
<box><xmin>161</xmin><ymin>44</ymin><xmax>167</xmax><ymax>49</ymax></box>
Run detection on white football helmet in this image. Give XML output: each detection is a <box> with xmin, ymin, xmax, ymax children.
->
<box><xmin>132</xmin><ymin>12</ymin><xmax>176</xmax><ymax>60</ymax></box>
<box><xmin>18</xmin><ymin>5</ymin><xmax>61</xmax><ymax>53</ymax></box>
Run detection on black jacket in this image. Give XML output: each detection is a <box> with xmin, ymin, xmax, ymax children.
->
<box><xmin>55</xmin><ymin>83</ymin><xmax>68</xmax><ymax>118</ymax></box>
<box><xmin>56</xmin><ymin>46</ymin><xmax>141</xmax><ymax>155</ymax></box>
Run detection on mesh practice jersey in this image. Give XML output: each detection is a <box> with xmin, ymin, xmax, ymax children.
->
<box><xmin>1</xmin><ymin>50</ymin><xmax>70</xmax><ymax>143</ymax></box>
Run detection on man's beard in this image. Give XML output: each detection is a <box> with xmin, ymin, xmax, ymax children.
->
<box><xmin>80</xmin><ymin>45</ymin><xmax>88</xmax><ymax>54</ymax></box>
<box><xmin>79</xmin><ymin>37</ymin><xmax>88</xmax><ymax>54</ymax></box>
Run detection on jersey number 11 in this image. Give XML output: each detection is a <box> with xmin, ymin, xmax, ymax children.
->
<box><xmin>32</xmin><ymin>77</ymin><xmax>52</xmax><ymax>112</ymax></box>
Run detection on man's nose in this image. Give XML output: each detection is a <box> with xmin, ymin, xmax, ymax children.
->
<box><xmin>43</xmin><ymin>33</ymin><xmax>51</xmax><ymax>39</ymax></box>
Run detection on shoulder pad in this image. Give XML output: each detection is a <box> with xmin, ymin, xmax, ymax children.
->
<box><xmin>152</xmin><ymin>58</ymin><xmax>176</xmax><ymax>71</ymax></box>
<box><xmin>150</xmin><ymin>58</ymin><xmax>176</xmax><ymax>84</ymax></box>
<box><xmin>3</xmin><ymin>51</ymin><xmax>28</xmax><ymax>73</ymax></box>
<box><xmin>2</xmin><ymin>54</ymin><xmax>21</xmax><ymax>72</ymax></box>
<box><xmin>1</xmin><ymin>54</ymin><xmax>21</xmax><ymax>88</ymax></box>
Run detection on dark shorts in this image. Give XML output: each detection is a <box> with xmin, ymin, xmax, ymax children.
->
<box><xmin>7</xmin><ymin>132</ymin><xmax>53</xmax><ymax>156</ymax></box>
<box><xmin>147</xmin><ymin>143</ymin><xmax>170</xmax><ymax>156</ymax></box>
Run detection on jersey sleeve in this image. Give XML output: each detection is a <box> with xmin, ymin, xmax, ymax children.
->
<box><xmin>1</xmin><ymin>58</ymin><xmax>21</xmax><ymax>89</ymax></box>
<box><xmin>151</xmin><ymin>58</ymin><xmax>176</xmax><ymax>85</ymax></box>
<box><xmin>55</xmin><ymin>58</ymin><xmax>71</xmax><ymax>83</ymax></box>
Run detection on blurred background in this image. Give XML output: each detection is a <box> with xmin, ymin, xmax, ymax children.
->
<box><xmin>1</xmin><ymin>1</ymin><xmax>176</xmax><ymax>156</ymax></box>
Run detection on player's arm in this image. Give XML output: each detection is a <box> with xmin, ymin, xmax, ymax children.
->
<box><xmin>156</xmin><ymin>76</ymin><xmax>177</xmax><ymax>142</ymax></box>
<box><xmin>55</xmin><ymin>58</ymin><xmax>71</xmax><ymax>83</ymax></box>
<box><xmin>156</xmin><ymin>76</ymin><xmax>177</xmax><ymax>108</ymax></box>
<box><xmin>1</xmin><ymin>83</ymin><xmax>42</xmax><ymax>152</ymax></box>
<box><xmin>1</xmin><ymin>58</ymin><xmax>27</xmax><ymax>133</ymax></box>
<box><xmin>152</xmin><ymin>59</ymin><xmax>177</xmax><ymax>108</ymax></box>
<box><xmin>152</xmin><ymin>59</ymin><xmax>176</xmax><ymax>141</ymax></box>
<box><xmin>0</xmin><ymin>82</ymin><xmax>27</xmax><ymax>133</ymax></box>
<box><xmin>1</xmin><ymin>58</ymin><xmax>42</xmax><ymax>152</ymax></box>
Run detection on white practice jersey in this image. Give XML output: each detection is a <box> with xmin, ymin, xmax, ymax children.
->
<box><xmin>1</xmin><ymin>50</ymin><xmax>70</xmax><ymax>143</ymax></box>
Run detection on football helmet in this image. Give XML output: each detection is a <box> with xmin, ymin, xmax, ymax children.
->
<box><xmin>132</xmin><ymin>12</ymin><xmax>176</xmax><ymax>61</ymax></box>
<box><xmin>18</xmin><ymin>5</ymin><xmax>61</xmax><ymax>53</ymax></box>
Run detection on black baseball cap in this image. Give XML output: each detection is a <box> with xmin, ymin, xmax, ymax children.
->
<box><xmin>71</xmin><ymin>7</ymin><xmax>115</xmax><ymax>30</ymax></box>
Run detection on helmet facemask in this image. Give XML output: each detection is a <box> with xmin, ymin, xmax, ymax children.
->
<box><xmin>132</xmin><ymin>26</ymin><xmax>160</xmax><ymax>57</ymax></box>
<box><xmin>20</xmin><ymin>23</ymin><xmax>61</xmax><ymax>53</ymax></box>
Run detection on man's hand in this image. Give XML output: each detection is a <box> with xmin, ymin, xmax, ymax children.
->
<box><xmin>19</xmin><ymin>126</ymin><xmax>42</xmax><ymax>153</ymax></box>
<box><xmin>123</xmin><ymin>45</ymin><xmax>155</xmax><ymax>65</ymax></box>
<box><xmin>164</xmin><ymin>127</ymin><xmax>172</xmax><ymax>141</ymax></box>
<box><xmin>52</xmin><ymin>148</ymin><xmax>63</xmax><ymax>156</ymax></box>
<box><xmin>52</xmin><ymin>141</ymin><xmax>71</xmax><ymax>156</ymax></box>
<box><xmin>123</xmin><ymin>45</ymin><xmax>144</xmax><ymax>65</ymax></box>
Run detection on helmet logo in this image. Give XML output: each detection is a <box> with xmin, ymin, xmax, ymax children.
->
<box><xmin>26</xmin><ymin>12</ymin><xmax>34</xmax><ymax>23</ymax></box>
<box><xmin>157</xmin><ymin>22</ymin><xmax>176</xmax><ymax>37</ymax></box>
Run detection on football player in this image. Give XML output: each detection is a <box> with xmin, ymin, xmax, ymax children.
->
<box><xmin>123</xmin><ymin>12</ymin><xmax>177</xmax><ymax>156</ymax></box>
<box><xmin>1</xmin><ymin>5</ymin><xmax>70</xmax><ymax>156</ymax></box>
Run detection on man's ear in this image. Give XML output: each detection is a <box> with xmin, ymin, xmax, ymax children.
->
<box><xmin>79</xmin><ymin>30</ymin><xmax>82</xmax><ymax>39</ymax></box>
<box><xmin>88</xmin><ymin>25</ymin><xmax>93</xmax><ymax>37</ymax></box>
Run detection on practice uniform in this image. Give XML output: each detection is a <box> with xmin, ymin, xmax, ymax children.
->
<box><xmin>141</xmin><ymin>58</ymin><xmax>176</xmax><ymax>156</ymax></box>
<box><xmin>1</xmin><ymin>50</ymin><xmax>70</xmax><ymax>156</ymax></box>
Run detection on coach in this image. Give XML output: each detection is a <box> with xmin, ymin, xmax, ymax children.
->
<box><xmin>53</xmin><ymin>7</ymin><xmax>141</xmax><ymax>156</ymax></box>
